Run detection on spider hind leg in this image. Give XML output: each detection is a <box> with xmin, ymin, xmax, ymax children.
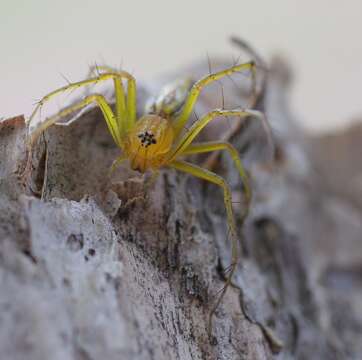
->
<box><xmin>182</xmin><ymin>140</ymin><xmax>252</xmax><ymax>220</ymax></box>
<box><xmin>169</xmin><ymin>160</ymin><xmax>238</xmax><ymax>337</ymax></box>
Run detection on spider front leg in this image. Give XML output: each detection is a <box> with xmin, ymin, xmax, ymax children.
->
<box><xmin>168</xmin><ymin>160</ymin><xmax>238</xmax><ymax>337</ymax></box>
<box><xmin>170</xmin><ymin>108</ymin><xmax>273</xmax><ymax>160</ymax></box>
<box><xmin>83</xmin><ymin>66</ymin><xmax>127</xmax><ymax>129</ymax></box>
<box><xmin>29</xmin><ymin>94</ymin><xmax>122</xmax><ymax>147</ymax></box>
<box><xmin>28</xmin><ymin>71</ymin><xmax>137</xmax><ymax>146</ymax></box>
<box><xmin>173</xmin><ymin>61</ymin><xmax>256</xmax><ymax>137</ymax></box>
<box><xmin>86</xmin><ymin>65</ymin><xmax>119</xmax><ymax>77</ymax></box>
<box><xmin>109</xmin><ymin>154</ymin><xmax>127</xmax><ymax>176</ymax></box>
<box><xmin>182</xmin><ymin>141</ymin><xmax>251</xmax><ymax>220</ymax></box>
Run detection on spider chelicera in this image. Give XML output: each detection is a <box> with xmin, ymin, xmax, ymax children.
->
<box><xmin>26</xmin><ymin>61</ymin><xmax>272</xmax><ymax>335</ymax></box>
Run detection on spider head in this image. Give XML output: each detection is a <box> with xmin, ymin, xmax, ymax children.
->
<box><xmin>124</xmin><ymin>114</ymin><xmax>174</xmax><ymax>173</ymax></box>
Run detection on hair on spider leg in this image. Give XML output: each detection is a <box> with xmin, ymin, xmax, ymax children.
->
<box><xmin>187</xmin><ymin>111</ymin><xmax>202</xmax><ymax>129</ymax></box>
<box><xmin>218</xmin><ymin>86</ymin><xmax>233</xmax><ymax>132</ymax></box>
<box><xmin>231</xmin><ymin>53</ymin><xmax>243</xmax><ymax>68</ymax></box>
<box><xmin>84</xmin><ymin>61</ymin><xmax>109</xmax><ymax>97</ymax></box>
<box><xmin>118</xmin><ymin>58</ymin><xmax>124</xmax><ymax>71</ymax></box>
<box><xmin>206</xmin><ymin>51</ymin><xmax>212</xmax><ymax>76</ymax></box>
<box><xmin>32</xmin><ymin>98</ymin><xmax>42</xmax><ymax>106</ymax></box>
<box><xmin>213</xmin><ymin>73</ymin><xmax>232</xmax><ymax>116</ymax></box>
<box><xmin>59</xmin><ymin>72</ymin><xmax>72</xmax><ymax>86</ymax></box>
<box><xmin>203</xmin><ymin>55</ymin><xmax>233</xmax><ymax>131</ymax></box>
<box><xmin>229</xmin><ymin>57</ymin><xmax>255</xmax><ymax>87</ymax></box>
<box><xmin>220</xmin><ymin>85</ymin><xmax>225</xmax><ymax>110</ymax></box>
<box><xmin>96</xmin><ymin>51</ymin><xmax>108</xmax><ymax>71</ymax></box>
<box><xmin>182</xmin><ymin>124</ymin><xmax>191</xmax><ymax>132</ymax></box>
<box><xmin>206</xmin><ymin>52</ymin><xmax>227</xmax><ymax>92</ymax></box>
<box><xmin>229</xmin><ymin>53</ymin><xmax>256</xmax><ymax>78</ymax></box>
<box><xmin>94</xmin><ymin>61</ymin><xmax>101</xmax><ymax>76</ymax></box>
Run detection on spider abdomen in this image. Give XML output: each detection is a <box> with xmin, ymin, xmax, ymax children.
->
<box><xmin>124</xmin><ymin>114</ymin><xmax>174</xmax><ymax>172</ymax></box>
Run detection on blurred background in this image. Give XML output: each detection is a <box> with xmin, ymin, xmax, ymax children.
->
<box><xmin>1</xmin><ymin>0</ymin><xmax>361</xmax><ymax>133</ymax></box>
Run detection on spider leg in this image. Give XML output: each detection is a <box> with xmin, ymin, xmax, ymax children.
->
<box><xmin>109</xmin><ymin>154</ymin><xmax>127</xmax><ymax>176</ymax></box>
<box><xmin>169</xmin><ymin>108</ymin><xmax>273</xmax><ymax>161</ymax></box>
<box><xmin>182</xmin><ymin>141</ymin><xmax>251</xmax><ymax>220</ymax></box>
<box><xmin>168</xmin><ymin>160</ymin><xmax>238</xmax><ymax>337</ymax></box>
<box><xmin>173</xmin><ymin>61</ymin><xmax>256</xmax><ymax>138</ymax></box>
<box><xmin>29</xmin><ymin>94</ymin><xmax>121</xmax><ymax>147</ymax></box>
<box><xmin>86</xmin><ymin>66</ymin><xmax>131</xmax><ymax>133</ymax></box>
<box><xmin>86</xmin><ymin>65</ymin><xmax>119</xmax><ymax>77</ymax></box>
<box><xmin>28</xmin><ymin>71</ymin><xmax>136</xmax><ymax>144</ymax></box>
<box><xmin>120</xmin><ymin>170</ymin><xmax>160</xmax><ymax>209</ymax></box>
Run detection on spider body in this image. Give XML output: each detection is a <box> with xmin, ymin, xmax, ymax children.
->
<box><xmin>124</xmin><ymin>114</ymin><xmax>174</xmax><ymax>172</ymax></box>
<box><xmin>26</xmin><ymin>61</ymin><xmax>272</xmax><ymax>337</ymax></box>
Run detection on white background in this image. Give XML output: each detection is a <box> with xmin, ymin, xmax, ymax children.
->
<box><xmin>1</xmin><ymin>0</ymin><xmax>361</xmax><ymax>133</ymax></box>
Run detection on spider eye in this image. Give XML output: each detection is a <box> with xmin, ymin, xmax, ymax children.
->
<box><xmin>137</xmin><ymin>131</ymin><xmax>157</xmax><ymax>148</ymax></box>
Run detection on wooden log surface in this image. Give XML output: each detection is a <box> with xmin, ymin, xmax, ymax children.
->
<box><xmin>0</xmin><ymin>54</ymin><xmax>361</xmax><ymax>359</ymax></box>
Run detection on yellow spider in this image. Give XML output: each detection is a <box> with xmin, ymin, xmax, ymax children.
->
<box><xmin>26</xmin><ymin>61</ymin><xmax>272</xmax><ymax>336</ymax></box>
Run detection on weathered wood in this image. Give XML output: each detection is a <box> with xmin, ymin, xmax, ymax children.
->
<box><xmin>0</xmin><ymin>55</ymin><xmax>361</xmax><ymax>360</ymax></box>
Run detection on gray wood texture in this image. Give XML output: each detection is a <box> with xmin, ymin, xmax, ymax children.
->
<box><xmin>0</xmin><ymin>56</ymin><xmax>361</xmax><ymax>360</ymax></box>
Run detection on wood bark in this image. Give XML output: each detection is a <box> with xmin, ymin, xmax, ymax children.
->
<box><xmin>0</xmin><ymin>56</ymin><xmax>361</xmax><ymax>360</ymax></box>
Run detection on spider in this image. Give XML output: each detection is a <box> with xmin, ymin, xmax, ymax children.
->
<box><xmin>26</xmin><ymin>61</ymin><xmax>272</xmax><ymax>336</ymax></box>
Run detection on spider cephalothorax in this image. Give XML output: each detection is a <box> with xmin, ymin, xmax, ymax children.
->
<box><xmin>26</xmin><ymin>61</ymin><xmax>272</xmax><ymax>336</ymax></box>
<box><xmin>124</xmin><ymin>114</ymin><xmax>174</xmax><ymax>172</ymax></box>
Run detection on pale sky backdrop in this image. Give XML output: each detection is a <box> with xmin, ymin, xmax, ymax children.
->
<box><xmin>1</xmin><ymin>0</ymin><xmax>362</xmax><ymax>133</ymax></box>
